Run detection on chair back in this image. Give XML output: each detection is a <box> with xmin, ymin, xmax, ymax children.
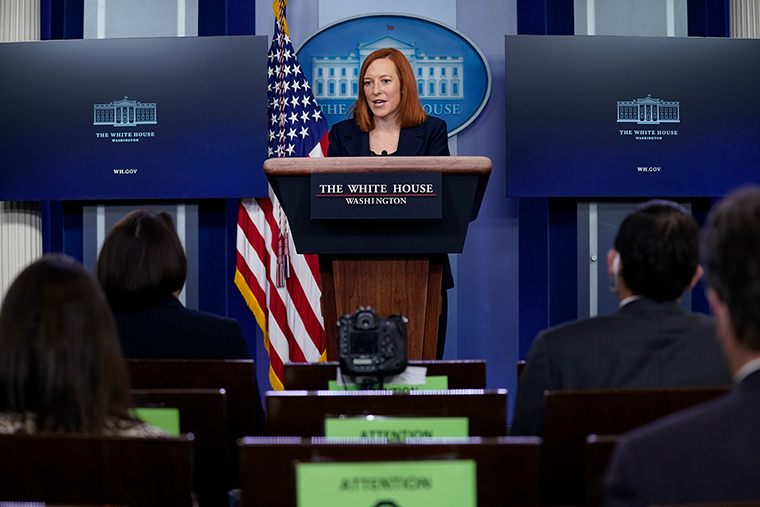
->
<box><xmin>132</xmin><ymin>388</ymin><xmax>228</xmax><ymax>507</ymax></box>
<box><xmin>543</xmin><ymin>386</ymin><xmax>729</xmax><ymax>505</ymax></box>
<box><xmin>266</xmin><ymin>389</ymin><xmax>507</xmax><ymax>437</ymax></box>
<box><xmin>283</xmin><ymin>359</ymin><xmax>487</xmax><ymax>390</ymax></box>
<box><xmin>584</xmin><ymin>434</ymin><xmax>620</xmax><ymax>507</ymax></box>
<box><xmin>239</xmin><ymin>436</ymin><xmax>540</xmax><ymax>507</ymax></box>
<box><xmin>126</xmin><ymin>358</ymin><xmax>264</xmax><ymax>486</ymax></box>
<box><xmin>0</xmin><ymin>432</ymin><xmax>194</xmax><ymax>506</ymax></box>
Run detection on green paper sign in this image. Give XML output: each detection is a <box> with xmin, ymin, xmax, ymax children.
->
<box><xmin>325</xmin><ymin>416</ymin><xmax>469</xmax><ymax>441</ymax></box>
<box><xmin>296</xmin><ymin>459</ymin><xmax>477</xmax><ymax>507</ymax></box>
<box><xmin>129</xmin><ymin>407</ymin><xmax>180</xmax><ymax>436</ymax></box>
<box><xmin>328</xmin><ymin>375</ymin><xmax>449</xmax><ymax>392</ymax></box>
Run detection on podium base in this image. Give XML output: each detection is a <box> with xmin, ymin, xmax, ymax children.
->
<box><xmin>320</xmin><ymin>255</ymin><xmax>443</xmax><ymax>361</ymax></box>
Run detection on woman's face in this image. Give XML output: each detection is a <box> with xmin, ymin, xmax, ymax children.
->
<box><xmin>363</xmin><ymin>58</ymin><xmax>402</xmax><ymax>121</ymax></box>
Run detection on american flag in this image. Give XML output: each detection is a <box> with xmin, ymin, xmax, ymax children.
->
<box><xmin>235</xmin><ymin>0</ymin><xmax>328</xmax><ymax>390</ymax></box>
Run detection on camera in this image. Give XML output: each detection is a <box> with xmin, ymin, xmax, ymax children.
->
<box><xmin>337</xmin><ymin>307</ymin><xmax>408</xmax><ymax>377</ymax></box>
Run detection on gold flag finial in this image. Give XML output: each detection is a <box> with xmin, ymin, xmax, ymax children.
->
<box><xmin>272</xmin><ymin>0</ymin><xmax>289</xmax><ymax>37</ymax></box>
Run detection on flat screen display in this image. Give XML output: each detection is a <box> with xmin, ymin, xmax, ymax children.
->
<box><xmin>0</xmin><ymin>35</ymin><xmax>268</xmax><ymax>200</ymax></box>
<box><xmin>506</xmin><ymin>35</ymin><xmax>760</xmax><ymax>197</ymax></box>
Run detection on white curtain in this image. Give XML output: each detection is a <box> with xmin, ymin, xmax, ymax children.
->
<box><xmin>731</xmin><ymin>0</ymin><xmax>760</xmax><ymax>38</ymax></box>
<box><xmin>0</xmin><ymin>0</ymin><xmax>43</xmax><ymax>302</ymax></box>
<box><xmin>0</xmin><ymin>0</ymin><xmax>39</xmax><ymax>41</ymax></box>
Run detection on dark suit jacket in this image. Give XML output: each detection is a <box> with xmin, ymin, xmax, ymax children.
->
<box><xmin>604</xmin><ymin>369</ymin><xmax>760</xmax><ymax>507</ymax></box>
<box><xmin>326</xmin><ymin>116</ymin><xmax>450</xmax><ymax>157</ymax></box>
<box><xmin>510</xmin><ymin>297</ymin><xmax>732</xmax><ymax>437</ymax></box>
<box><xmin>114</xmin><ymin>294</ymin><xmax>251</xmax><ymax>360</ymax></box>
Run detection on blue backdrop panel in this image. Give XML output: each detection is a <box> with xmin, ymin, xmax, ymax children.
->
<box><xmin>506</xmin><ymin>35</ymin><xmax>760</xmax><ymax>197</ymax></box>
<box><xmin>517</xmin><ymin>0</ymin><xmax>574</xmax><ymax>35</ymax></box>
<box><xmin>198</xmin><ymin>0</ymin><xmax>228</xmax><ymax>36</ymax></box>
<box><xmin>688</xmin><ymin>0</ymin><xmax>729</xmax><ymax>37</ymax></box>
<box><xmin>0</xmin><ymin>36</ymin><xmax>268</xmax><ymax>201</ymax></box>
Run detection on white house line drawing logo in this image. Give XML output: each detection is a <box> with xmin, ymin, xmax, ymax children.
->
<box><xmin>93</xmin><ymin>96</ymin><xmax>157</xmax><ymax>127</ymax></box>
<box><xmin>311</xmin><ymin>35</ymin><xmax>464</xmax><ymax>103</ymax></box>
<box><xmin>298</xmin><ymin>14</ymin><xmax>491</xmax><ymax>136</ymax></box>
<box><xmin>617</xmin><ymin>94</ymin><xmax>680</xmax><ymax>125</ymax></box>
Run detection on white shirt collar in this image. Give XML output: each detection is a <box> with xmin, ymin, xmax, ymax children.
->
<box><xmin>733</xmin><ymin>355</ymin><xmax>760</xmax><ymax>384</ymax></box>
<box><xmin>618</xmin><ymin>295</ymin><xmax>642</xmax><ymax>309</ymax></box>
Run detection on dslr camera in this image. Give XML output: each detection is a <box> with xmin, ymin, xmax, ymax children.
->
<box><xmin>337</xmin><ymin>307</ymin><xmax>408</xmax><ymax>377</ymax></box>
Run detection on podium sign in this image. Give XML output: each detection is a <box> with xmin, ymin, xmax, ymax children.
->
<box><xmin>311</xmin><ymin>172</ymin><xmax>442</xmax><ymax>219</ymax></box>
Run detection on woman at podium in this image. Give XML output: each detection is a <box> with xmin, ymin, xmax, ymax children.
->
<box><xmin>326</xmin><ymin>47</ymin><xmax>450</xmax><ymax>158</ymax></box>
<box><xmin>327</xmin><ymin>47</ymin><xmax>453</xmax><ymax>358</ymax></box>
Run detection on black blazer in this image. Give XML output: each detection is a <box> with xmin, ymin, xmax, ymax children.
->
<box><xmin>604</xmin><ymin>369</ymin><xmax>760</xmax><ymax>507</ymax></box>
<box><xmin>510</xmin><ymin>297</ymin><xmax>731</xmax><ymax>437</ymax></box>
<box><xmin>326</xmin><ymin>116</ymin><xmax>450</xmax><ymax>157</ymax></box>
<box><xmin>114</xmin><ymin>294</ymin><xmax>251</xmax><ymax>360</ymax></box>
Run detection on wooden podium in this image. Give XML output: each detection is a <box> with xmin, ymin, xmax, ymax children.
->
<box><xmin>263</xmin><ymin>156</ymin><xmax>491</xmax><ymax>361</ymax></box>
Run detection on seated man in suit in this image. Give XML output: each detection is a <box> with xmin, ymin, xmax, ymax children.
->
<box><xmin>511</xmin><ymin>200</ymin><xmax>731</xmax><ymax>437</ymax></box>
<box><xmin>604</xmin><ymin>188</ymin><xmax>760</xmax><ymax>506</ymax></box>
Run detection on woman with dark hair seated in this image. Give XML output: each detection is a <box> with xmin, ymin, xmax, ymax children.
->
<box><xmin>0</xmin><ymin>254</ymin><xmax>163</xmax><ymax>436</ymax></box>
<box><xmin>96</xmin><ymin>209</ymin><xmax>250</xmax><ymax>360</ymax></box>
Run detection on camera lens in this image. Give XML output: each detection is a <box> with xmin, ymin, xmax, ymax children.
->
<box><xmin>355</xmin><ymin>311</ymin><xmax>376</xmax><ymax>330</ymax></box>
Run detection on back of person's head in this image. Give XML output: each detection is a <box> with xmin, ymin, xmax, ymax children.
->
<box><xmin>0</xmin><ymin>253</ymin><xmax>134</xmax><ymax>431</ymax></box>
<box><xmin>352</xmin><ymin>47</ymin><xmax>426</xmax><ymax>131</ymax></box>
<box><xmin>614</xmin><ymin>200</ymin><xmax>700</xmax><ymax>301</ymax></box>
<box><xmin>97</xmin><ymin>210</ymin><xmax>187</xmax><ymax>312</ymax></box>
<box><xmin>703</xmin><ymin>186</ymin><xmax>760</xmax><ymax>351</ymax></box>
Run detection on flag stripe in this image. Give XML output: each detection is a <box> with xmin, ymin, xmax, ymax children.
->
<box><xmin>272</xmin><ymin>191</ymin><xmax>323</xmax><ymax>327</ymax></box>
<box><xmin>233</xmin><ymin>267</ymin><xmax>285</xmax><ymax>391</ymax></box>
<box><xmin>284</xmin><ymin>270</ymin><xmax>323</xmax><ymax>360</ymax></box>
<box><xmin>239</xmin><ymin>198</ymin><xmax>310</xmax><ymax>364</ymax></box>
<box><xmin>256</xmin><ymin>199</ymin><xmax>312</xmax><ymax>363</ymax></box>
